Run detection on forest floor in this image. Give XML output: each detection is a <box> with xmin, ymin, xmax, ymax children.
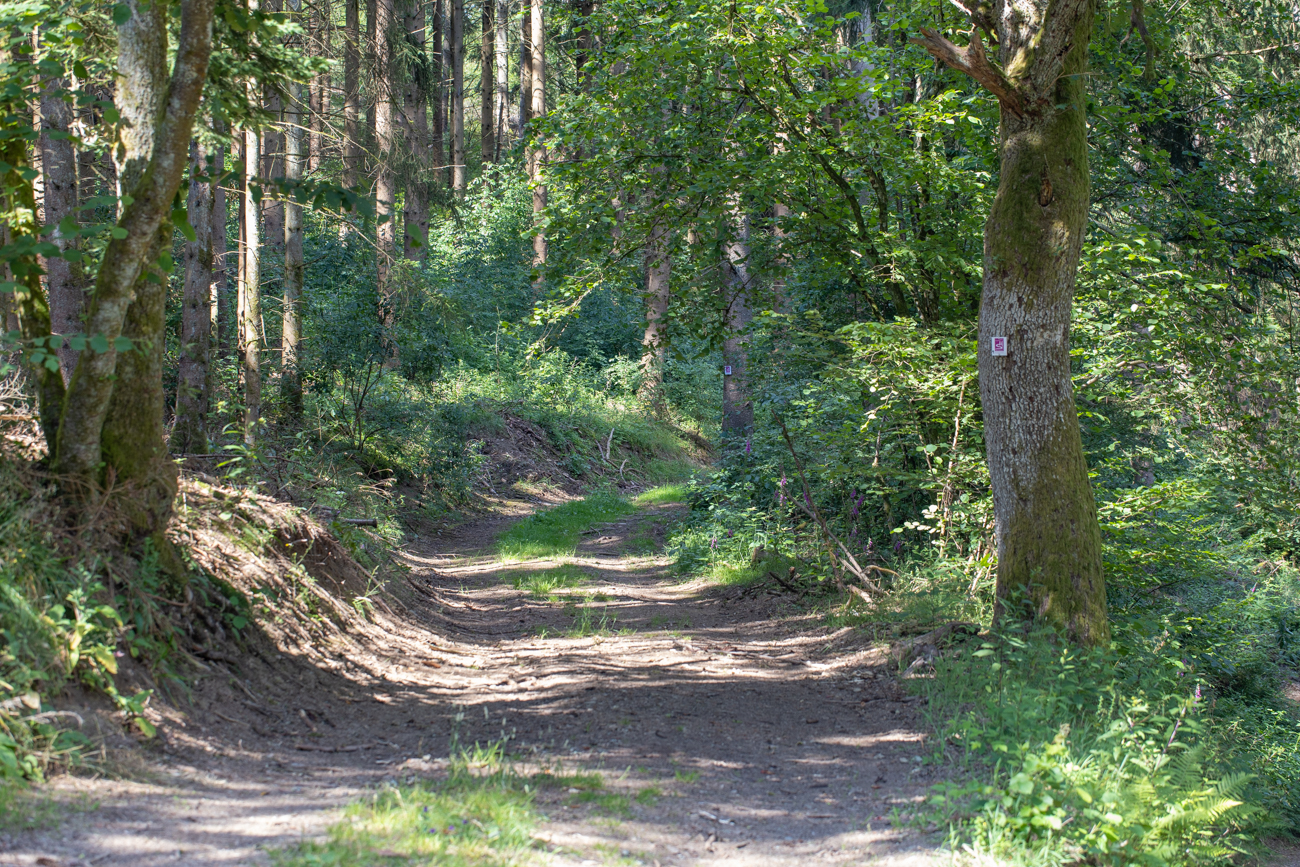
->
<box><xmin>0</xmin><ymin>494</ymin><xmax>949</xmax><ymax>867</ymax></box>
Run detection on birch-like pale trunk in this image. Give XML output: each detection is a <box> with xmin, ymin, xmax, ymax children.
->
<box><xmin>493</xmin><ymin>0</ymin><xmax>508</xmax><ymax>155</ymax></box>
<box><xmin>915</xmin><ymin>0</ymin><xmax>1107</xmax><ymax>644</ymax></box>
<box><xmin>239</xmin><ymin>123</ymin><xmax>262</xmax><ymax>447</ymax></box>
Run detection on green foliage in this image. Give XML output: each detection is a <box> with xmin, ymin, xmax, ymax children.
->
<box><xmin>921</xmin><ymin>597</ymin><xmax>1298</xmax><ymax>865</ymax></box>
<box><xmin>496</xmin><ymin>493</ymin><xmax>636</xmax><ymax>560</ymax></box>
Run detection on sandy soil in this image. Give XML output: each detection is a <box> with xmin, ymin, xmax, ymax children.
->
<box><xmin>1</xmin><ymin>500</ymin><xmax>949</xmax><ymax>867</ymax></box>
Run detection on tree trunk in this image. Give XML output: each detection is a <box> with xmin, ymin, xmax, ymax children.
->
<box><xmin>308</xmin><ymin>0</ymin><xmax>330</xmax><ymax>173</ymax></box>
<box><xmin>451</xmin><ymin>0</ymin><xmax>466</xmax><ymax>193</ymax></box>
<box><xmin>211</xmin><ymin>126</ymin><xmax>230</xmax><ymax>357</ymax></box>
<box><xmin>375</xmin><ymin>0</ymin><xmax>398</xmax><ymax>351</ymax></box>
<box><xmin>528</xmin><ymin>0</ymin><xmax>545</xmax><ymax>268</ymax></box>
<box><xmin>720</xmin><ymin>217</ymin><xmax>753</xmax><ymax>440</ymax></box>
<box><xmin>517</xmin><ymin>5</ymin><xmax>531</xmax><ymax>138</ymax></box>
<box><xmin>432</xmin><ymin>0</ymin><xmax>447</xmax><ymax>187</ymax></box>
<box><xmin>261</xmin><ymin>0</ymin><xmax>285</xmax><ymax>248</ymax></box>
<box><xmin>60</xmin><ymin>0</ymin><xmax>215</xmax><ymax>537</ymax></box>
<box><xmin>494</xmin><ymin>0</ymin><xmax>508</xmax><ymax>156</ymax></box>
<box><xmin>480</xmin><ymin>0</ymin><xmax>494</xmax><ymax>163</ymax></box>
<box><xmin>171</xmin><ymin>140</ymin><xmax>213</xmax><ymax>454</ymax></box>
<box><xmin>638</xmin><ymin>220</ymin><xmax>671</xmax><ymax>410</ymax></box>
<box><xmin>343</xmin><ymin>0</ymin><xmax>361</xmax><ymax>188</ymax></box>
<box><xmin>0</xmin><ymin>114</ymin><xmax>64</xmax><ymax>451</ymax></box>
<box><xmin>573</xmin><ymin>0</ymin><xmax>593</xmax><ymax>88</ymax></box>
<box><xmin>39</xmin><ymin>78</ymin><xmax>83</xmax><ymax>385</ymax></box>
<box><xmin>283</xmin><ymin>26</ymin><xmax>306</xmax><ymax>417</ymax></box>
<box><xmin>914</xmin><ymin>0</ymin><xmax>1107</xmax><ymax>645</ymax></box>
<box><xmin>402</xmin><ymin>0</ymin><xmax>430</xmax><ymax>258</ymax></box>
<box><xmin>239</xmin><ymin>123</ymin><xmax>262</xmax><ymax>446</ymax></box>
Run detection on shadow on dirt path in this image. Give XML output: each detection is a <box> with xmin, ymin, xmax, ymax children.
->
<box><xmin>0</xmin><ymin>499</ymin><xmax>947</xmax><ymax>867</ymax></box>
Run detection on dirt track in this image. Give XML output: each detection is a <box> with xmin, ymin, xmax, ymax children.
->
<box><xmin>0</xmin><ymin>500</ymin><xmax>946</xmax><ymax>867</ymax></box>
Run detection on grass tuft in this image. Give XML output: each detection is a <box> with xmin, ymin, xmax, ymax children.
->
<box><xmin>633</xmin><ymin>483</ymin><xmax>689</xmax><ymax>506</ymax></box>
<box><xmin>496</xmin><ymin>493</ymin><xmax>635</xmax><ymax>560</ymax></box>
<box><xmin>507</xmin><ymin>564</ymin><xmax>590</xmax><ymax>600</ymax></box>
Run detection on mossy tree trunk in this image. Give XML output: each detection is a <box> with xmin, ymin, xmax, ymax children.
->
<box><xmin>916</xmin><ymin>0</ymin><xmax>1107</xmax><ymax>645</ymax></box>
<box><xmin>53</xmin><ymin>0</ymin><xmax>215</xmax><ymax>539</ymax></box>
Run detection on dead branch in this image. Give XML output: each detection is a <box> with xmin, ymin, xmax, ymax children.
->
<box><xmin>774</xmin><ymin>412</ymin><xmax>882</xmax><ymax>597</ymax></box>
<box><xmin>910</xmin><ymin>28</ymin><xmax>1024</xmax><ymax>117</ymax></box>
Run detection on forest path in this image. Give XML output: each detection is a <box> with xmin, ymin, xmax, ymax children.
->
<box><xmin>1</xmin><ymin>498</ymin><xmax>946</xmax><ymax>867</ymax></box>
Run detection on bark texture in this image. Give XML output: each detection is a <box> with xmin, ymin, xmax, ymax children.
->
<box><xmin>343</xmin><ymin>0</ymin><xmax>361</xmax><ymax>188</ymax></box>
<box><xmin>528</xmin><ymin>0</ymin><xmax>546</xmax><ymax>268</ymax></box>
<box><xmin>239</xmin><ymin>124</ymin><xmax>262</xmax><ymax>446</ymax></box>
<box><xmin>54</xmin><ymin>0</ymin><xmax>215</xmax><ymax>521</ymax></box>
<box><xmin>283</xmin><ymin>56</ymin><xmax>306</xmax><ymax>416</ymax></box>
<box><xmin>171</xmin><ymin>141</ymin><xmax>213</xmax><ymax>454</ymax></box>
<box><xmin>0</xmin><ymin>125</ymin><xmax>64</xmax><ymax>451</ymax></box>
<box><xmin>480</xmin><ymin>0</ymin><xmax>494</xmax><ymax>163</ymax></box>
<box><xmin>916</xmin><ymin>0</ymin><xmax>1107</xmax><ymax>645</ymax></box>
<box><xmin>721</xmin><ymin>216</ymin><xmax>753</xmax><ymax>439</ymax></box>
<box><xmin>402</xmin><ymin>0</ymin><xmax>430</xmax><ymax>258</ymax></box>
<box><xmin>451</xmin><ymin>0</ymin><xmax>466</xmax><ymax>193</ymax></box>
<box><xmin>375</xmin><ymin>0</ymin><xmax>397</xmax><ymax>353</ymax></box>
<box><xmin>211</xmin><ymin>130</ymin><xmax>229</xmax><ymax>357</ymax></box>
<box><xmin>493</xmin><ymin>0</ymin><xmax>508</xmax><ymax>156</ymax></box>
<box><xmin>39</xmin><ymin>79</ymin><xmax>83</xmax><ymax>384</ymax></box>
<box><xmin>638</xmin><ymin>220</ymin><xmax>671</xmax><ymax>410</ymax></box>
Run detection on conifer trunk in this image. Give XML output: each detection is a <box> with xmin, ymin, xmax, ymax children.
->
<box><xmin>39</xmin><ymin>78</ymin><xmax>82</xmax><ymax>384</ymax></box>
<box><xmin>211</xmin><ymin>127</ymin><xmax>230</xmax><ymax>357</ymax></box>
<box><xmin>402</xmin><ymin>0</ymin><xmax>430</xmax><ymax>258</ymax></box>
<box><xmin>171</xmin><ymin>141</ymin><xmax>213</xmax><ymax>454</ymax></box>
<box><xmin>283</xmin><ymin>47</ymin><xmax>306</xmax><ymax>416</ymax></box>
<box><xmin>451</xmin><ymin>0</ymin><xmax>466</xmax><ymax>193</ymax></box>
<box><xmin>375</xmin><ymin>0</ymin><xmax>398</xmax><ymax>352</ymax></box>
<box><xmin>527</xmin><ymin>0</ymin><xmax>545</xmax><ymax>268</ymax></box>
<box><xmin>343</xmin><ymin>0</ymin><xmax>361</xmax><ymax>188</ymax></box>
<box><xmin>480</xmin><ymin>0</ymin><xmax>494</xmax><ymax>163</ymax></box>
<box><xmin>432</xmin><ymin>0</ymin><xmax>447</xmax><ymax>187</ymax></box>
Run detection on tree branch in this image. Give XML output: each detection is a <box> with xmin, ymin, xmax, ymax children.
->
<box><xmin>911</xmin><ymin>28</ymin><xmax>1024</xmax><ymax>117</ymax></box>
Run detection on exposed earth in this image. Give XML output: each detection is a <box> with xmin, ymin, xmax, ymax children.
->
<box><xmin>0</xmin><ymin>495</ymin><xmax>949</xmax><ymax>867</ymax></box>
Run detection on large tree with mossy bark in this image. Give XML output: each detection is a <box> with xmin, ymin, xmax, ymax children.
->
<box><xmin>914</xmin><ymin>0</ymin><xmax>1108</xmax><ymax>645</ymax></box>
<box><xmin>8</xmin><ymin>0</ymin><xmax>217</xmax><ymax>545</ymax></box>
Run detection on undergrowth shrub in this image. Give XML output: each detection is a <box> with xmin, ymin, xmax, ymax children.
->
<box><xmin>921</xmin><ymin>596</ymin><xmax>1299</xmax><ymax>866</ymax></box>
